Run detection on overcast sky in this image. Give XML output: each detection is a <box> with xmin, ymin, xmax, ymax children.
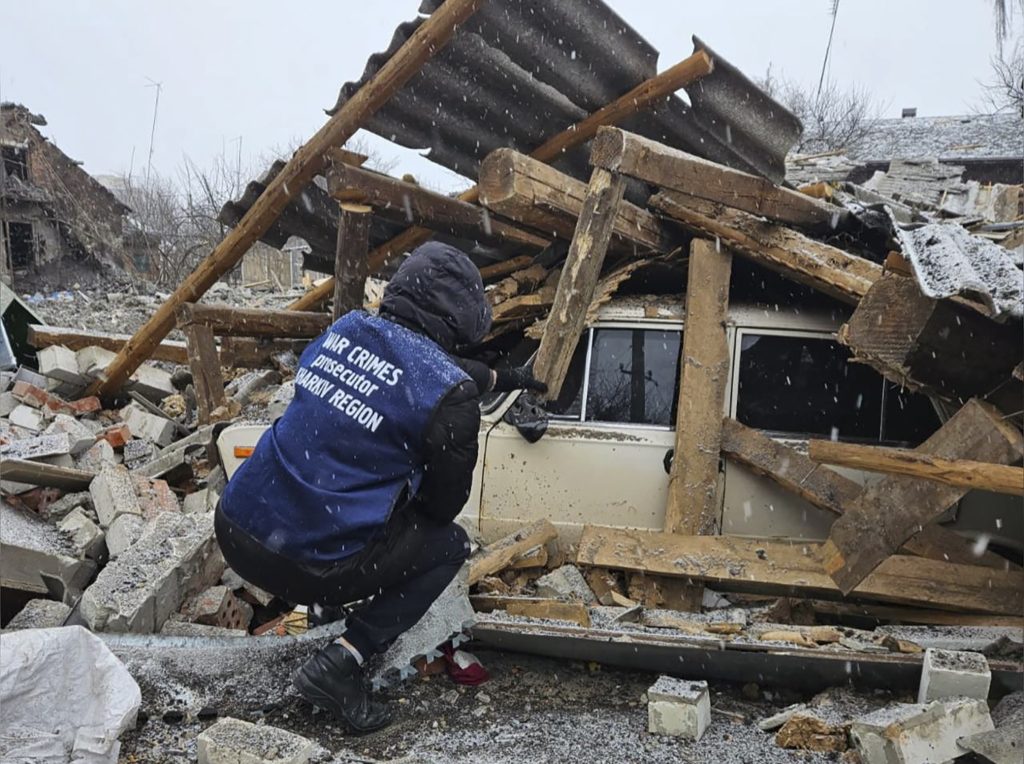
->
<box><xmin>2</xmin><ymin>1</ymin><xmax>1017</xmax><ymax>192</ymax></box>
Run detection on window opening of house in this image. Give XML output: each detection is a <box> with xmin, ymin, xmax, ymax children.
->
<box><xmin>1</xmin><ymin>145</ymin><xmax>29</xmax><ymax>181</ymax></box>
<box><xmin>4</xmin><ymin>221</ymin><xmax>35</xmax><ymax>268</ymax></box>
<box><xmin>735</xmin><ymin>332</ymin><xmax>940</xmax><ymax>445</ymax></box>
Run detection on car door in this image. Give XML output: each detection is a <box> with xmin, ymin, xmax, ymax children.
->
<box><xmin>478</xmin><ymin>322</ymin><xmax>684</xmax><ymax>544</ymax></box>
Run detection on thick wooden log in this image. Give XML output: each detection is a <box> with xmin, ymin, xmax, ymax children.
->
<box><xmin>327</xmin><ymin>163</ymin><xmax>549</xmax><ymax>250</ymax></box>
<box><xmin>839</xmin><ymin>273</ymin><xmax>1023</xmax><ymax>414</ymax></box>
<box><xmin>332</xmin><ymin>204</ymin><xmax>371</xmax><ymax>320</ymax></box>
<box><xmin>468</xmin><ymin>519</ymin><xmax>558</xmax><ymax>585</ymax></box>
<box><xmin>809</xmin><ymin>439</ymin><xmax>1024</xmax><ymax>496</ymax></box>
<box><xmin>28</xmin><ymin>325</ymin><xmax>188</xmax><ymax>365</ymax></box>
<box><xmin>90</xmin><ymin>0</ymin><xmax>485</xmax><ymax>396</ymax></box>
<box><xmin>591</xmin><ymin>127</ymin><xmax>843</xmax><ymax>230</ymax></box>
<box><xmin>179</xmin><ymin>320</ymin><xmax>227</xmax><ymax>426</ymax></box>
<box><xmin>287</xmin><ymin>50</ymin><xmax>713</xmax><ymax>311</ymax></box>
<box><xmin>823</xmin><ymin>399</ymin><xmax>1024</xmax><ymax>594</ymax></box>
<box><xmin>576</xmin><ymin>525</ymin><xmax>1024</xmax><ymax>615</ymax></box>
<box><xmin>719</xmin><ymin>419</ymin><xmax>1011</xmax><ymax>570</ymax></box>
<box><xmin>479</xmin><ymin>149</ymin><xmax>670</xmax><ymax>253</ymax></box>
<box><xmin>665</xmin><ymin>239</ymin><xmax>732</xmax><ymax>536</ymax></box>
<box><xmin>533</xmin><ymin>168</ymin><xmax>627</xmax><ymax>399</ymax></box>
<box><xmin>649</xmin><ymin>190</ymin><xmax>881</xmax><ymax>304</ymax></box>
<box><xmin>177</xmin><ymin>303</ymin><xmax>330</xmax><ymax>339</ymax></box>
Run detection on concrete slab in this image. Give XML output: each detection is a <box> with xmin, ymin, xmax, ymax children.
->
<box><xmin>0</xmin><ymin>432</ymin><xmax>72</xmax><ymax>461</ymax></box>
<box><xmin>850</xmin><ymin>698</ymin><xmax>993</xmax><ymax>764</ymax></box>
<box><xmin>196</xmin><ymin>717</ymin><xmax>321</xmax><ymax>764</ymax></box>
<box><xmin>0</xmin><ymin>499</ymin><xmax>96</xmax><ymax>595</ymax></box>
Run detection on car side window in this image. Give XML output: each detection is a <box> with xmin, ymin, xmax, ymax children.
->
<box><xmin>585</xmin><ymin>328</ymin><xmax>680</xmax><ymax>426</ymax></box>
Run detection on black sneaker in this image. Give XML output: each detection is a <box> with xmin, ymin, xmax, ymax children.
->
<box><xmin>293</xmin><ymin>643</ymin><xmax>391</xmax><ymax>734</ymax></box>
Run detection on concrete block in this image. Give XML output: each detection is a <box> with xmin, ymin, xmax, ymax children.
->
<box><xmin>90</xmin><ymin>463</ymin><xmax>143</xmax><ymax>528</ymax></box>
<box><xmin>918</xmin><ymin>648</ymin><xmax>991</xmax><ymax>703</ymax></box>
<box><xmin>197</xmin><ymin>717</ymin><xmax>320</xmax><ymax>764</ymax></box>
<box><xmin>58</xmin><ymin>507</ymin><xmax>107</xmax><ymax>559</ymax></box>
<box><xmin>534</xmin><ymin>565</ymin><xmax>597</xmax><ymax>603</ymax></box>
<box><xmin>647</xmin><ymin>676</ymin><xmax>711</xmax><ymax>741</ymax></box>
<box><xmin>44</xmin><ymin>414</ymin><xmax>96</xmax><ymax>455</ymax></box>
<box><xmin>122</xmin><ymin>438</ymin><xmax>154</xmax><ymax>466</ymax></box>
<box><xmin>850</xmin><ymin>698</ymin><xmax>993</xmax><ymax>764</ymax></box>
<box><xmin>38</xmin><ymin>345</ymin><xmax>86</xmax><ymax>386</ymax></box>
<box><xmin>76</xmin><ymin>439</ymin><xmax>119</xmax><ymax>472</ymax></box>
<box><xmin>183</xmin><ymin>489</ymin><xmax>209</xmax><ymax>515</ymax></box>
<box><xmin>77</xmin><ymin>345</ymin><xmax>117</xmax><ymax>379</ymax></box>
<box><xmin>8</xmin><ymin>404</ymin><xmax>46</xmax><ymax>431</ymax></box>
<box><xmin>129</xmin><ymin>363</ymin><xmax>175</xmax><ymax>403</ymax></box>
<box><xmin>106</xmin><ymin>513</ymin><xmax>146</xmax><ymax>558</ymax></box>
<box><xmin>0</xmin><ymin>391</ymin><xmax>18</xmax><ymax>417</ymax></box>
<box><xmin>1</xmin><ymin>432</ymin><xmax>72</xmax><ymax>461</ymax></box>
<box><xmin>135</xmin><ymin>446</ymin><xmax>191</xmax><ymax>482</ymax></box>
<box><xmin>120</xmin><ymin>402</ymin><xmax>176</xmax><ymax>447</ymax></box>
<box><xmin>3</xmin><ymin>599</ymin><xmax>72</xmax><ymax>630</ymax></box>
<box><xmin>12</xmin><ymin>366</ymin><xmax>49</xmax><ymax>389</ymax></box>
<box><xmin>183</xmin><ymin>585</ymin><xmax>253</xmax><ymax>631</ymax></box>
<box><xmin>43</xmin><ymin>491</ymin><xmax>94</xmax><ymax>522</ymax></box>
<box><xmin>1</xmin><ymin>499</ymin><xmax>96</xmax><ymax>595</ymax></box>
<box><xmin>80</xmin><ymin>511</ymin><xmax>223</xmax><ymax>633</ymax></box>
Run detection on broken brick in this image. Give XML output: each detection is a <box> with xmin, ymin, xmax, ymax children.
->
<box><xmin>99</xmin><ymin>423</ymin><xmax>133</xmax><ymax>449</ymax></box>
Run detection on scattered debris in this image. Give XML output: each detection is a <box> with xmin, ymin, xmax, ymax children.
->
<box><xmin>646</xmin><ymin>676</ymin><xmax>711</xmax><ymax>741</ymax></box>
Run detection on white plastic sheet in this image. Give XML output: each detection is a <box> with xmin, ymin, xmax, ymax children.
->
<box><xmin>0</xmin><ymin>626</ymin><xmax>141</xmax><ymax>763</ymax></box>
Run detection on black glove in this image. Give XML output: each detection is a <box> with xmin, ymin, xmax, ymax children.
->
<box><xmin>493</xmin><ymin>365</ymin><xmax>548</xmax><ymax>394</ymax></box>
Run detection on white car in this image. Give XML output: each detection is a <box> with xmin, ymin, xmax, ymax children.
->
<box><xmin>218</xmin><ymin>298</ymin><xmax>1021</xmax><ymax>556</ymax></box>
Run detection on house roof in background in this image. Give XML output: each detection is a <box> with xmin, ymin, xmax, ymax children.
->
<box><xmin>847</xmin><ymin>113</ymin><xmax>1024</xmax><ymax>163</ymax></box>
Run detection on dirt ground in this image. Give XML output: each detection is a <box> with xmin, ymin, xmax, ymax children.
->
<box><xmin>119</xmin><ymin>645</ymin><xmax>874</xmax><ymax>763</ymax></box>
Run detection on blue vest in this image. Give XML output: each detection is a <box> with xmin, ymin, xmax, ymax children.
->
<box><xmin>220</xmin><ymin>311</ymin><xmax>469</xmax><ymax>563</ymax></box>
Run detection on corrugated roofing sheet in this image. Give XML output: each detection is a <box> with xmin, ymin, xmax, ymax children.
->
<box><xmin>329</xmin><ymin>1</ymin><xmax>801</xmax><ymax>184</ymax></box>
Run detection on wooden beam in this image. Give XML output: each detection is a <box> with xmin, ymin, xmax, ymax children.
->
<box><xmin>478</xmin><ymin>255</ymin><xmax>534</xmax><ymax>282</ymax></box>
<box><xmin>823</xmin><ymin>399</ymin><xmax>1024</xmax><ymax>594</ymax></box>
<box><xmin>28</xmin><ymin>325</ymin><xmax>188</xmax><ymax>365</ymax></box>
<box><xmin>665</xmin><ymin>238</ymin><xmax>732</xmax><ymax>535</ymax></box>
<box><xmin>218</xmin><ymin>338</ymin><xmax>309</xmax><ymax>369</ymax></box>
<box><xmin>332</xmin><ymin>203</ymin><xmax>371</xmax><ymax>320</ymax></box>
<box><xmin>719</xmin><ymin>419</ymin><xmax>1010</xmax><ymax>570</ymax></box>
<box><xmin>287</xmin><ymin>50</ymin><xmax>713</xmax><ymax>311</ymax></box>
<box><xmin>839</xmin><ymin>272</ymin><xmax>1023</xmax><ymax>414</ymax></box>
<box><xmin>649</xmin><ymin>190</ymin><xmax>881</xmax><ymax>304</ymax></box>
<box><xmin>576</xmin><ymin>525</ymin><xmax>1024</xmax><ymax>615</ymax></box>
<box><xmin>478</xmin><ymin>148</ymin><xmax>670</xmax><ymax>253</ymax></box>
<box><xmin>487</xmin><ymin>264</ymin><xmax>549</xmax><ymax>307</ymax></box>
<box><xmin>809</xmin><ymin>440</ymin><xmax>1024</xmax><ymax>496</ymax></box>
<box><xmin>89</xmin><ymin>0</ymin><xmax>484</xmax><ymax>397</ymax></box>
<box><xmin>806</xmin><ymin>600</ymin><xmax>1024</xmax><ymax>629</ymax></box>
<box><xmin>470</xmin><ymin>596</ymin><xmax>590</xmax><ymax>627</ymax></box>
<box><xmin>177</xmin><ymin>303</ymin><xmax>330</xmax><ymax>339</ymax></box>
<box><xmin>533</xmin><ymin>168</ymin><xmax>627</xmax><ymax>399</ymax></box>
<box><xmin>177</xmin><ymin>315</ymin><xmax>227</xmax><ymax>426</ymax></box>
<box><xmin>327</xmin><ymin>163</ymin><xmax>549</xmax><ymax>250</ymax></box>
<box><xmin>0</xmin><ymin>458</ymin><xmax>95</xmax><ymax>491</ymax></box>
<box><xmin>591</xmin><ymin>127</ymin><xmax>843</xmax><ymax>230</ymax></box>
<box><xmin>468</xmin><ymin>519</ymin><xmax>558</xmax><ymax>585</ymax></box>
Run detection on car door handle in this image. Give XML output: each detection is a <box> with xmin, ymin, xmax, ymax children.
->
<box><xmin>663</xmin><ymin>449</ymin><xmax>674</xmax><ymax>475</ymax></box>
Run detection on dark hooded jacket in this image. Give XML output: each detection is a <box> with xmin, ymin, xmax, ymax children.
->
<box><xmin>219</xmin><ymin>243</ymin><xmax>491</xmax><ymax>563</ymax></box>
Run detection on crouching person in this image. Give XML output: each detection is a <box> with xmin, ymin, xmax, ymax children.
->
<box><xmin>215</xmin><ymin>243</ymin><xmax>515</xmax><ymax>733</ymax></box>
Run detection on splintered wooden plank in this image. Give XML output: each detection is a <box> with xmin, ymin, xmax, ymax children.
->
<box><xmin>665</xmin><ymin>239</ymin><xmax>732</xmax><ymax>536</ymax></box>
<box><xmin>179</xmin><ymin>320</ymin><xmax>227</xmax><ymax>426</ymax></box>
<box><xmin>332</xmin><ymin>204</ymin><xmax>371</xmax><ymax>320</ymax></box>
<box><xmin>28</xmin><ymin>325</ymin><xmax>189</xmax><ymax>365</ymax></box>
<box><xmin>468</xmin><ymin>519</ymin><xmax>558</xmax><ymax>585</ymax></box>
<box><xmin>649</xmin><ymin>190</ymin><xmax>880</xmax><ymax>304</ymax></box>
<box><xmin>591</xmin><ymin>127</ymin><xmax>844</xmax><ymax>230</ymax></box>
<box><xmin>533</xmin><ymin>168</ymin><xmax>627</xmax><ymax>400</ymax></box>
<box><xmin>809</xmin><ymin>440</ymin><xmax>1024</xmax><ymax>496</ymax></box>
<box><xmin>478</xmin><ymin>149</ymin><xmax>670</xmax><ymax>253</ymax></box>
<box><xmin>470</xmin><ymin>596</ymin><xmax>590</xmax><ymax>627</ymax></box>
<box><xmin>822</xmin><ymin>399</ymin><xmax>1024</xmax><ymax>594</ymax></box>
<box><xmin>327</xmin><ymin>162</ymin><xmax>549</xmax><ymax>250</ymax></box>
<box><xmin>839</xmin><ymin>272</ymin><xmax>1023</xmax><ymax>415</ymax></box>
<box><xmin>575</xmin><ymin>525</ymin><xmax>1024</xmax><ymax>615</ymax></box>
<box><xmin>92</xmin><ymin>0</ymin><xmax>486</xmax><ymax>397</ymax></box>
<box><xmin>719</xmin><ymin>419</ymin><xmax>1011</xmax><ymax>570</ymax></box>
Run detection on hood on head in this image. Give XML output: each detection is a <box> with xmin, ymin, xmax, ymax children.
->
<box><xmin>380</xmin><ymin>242</ymin><xmax>492</xmax><ymax>351</ymax></box>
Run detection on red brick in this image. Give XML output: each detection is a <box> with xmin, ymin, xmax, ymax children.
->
<box><xmin>100</xmin><ymin>423</ymin><xmax>132</xmax><ymax>449</ymax></box>
<box><xmin>68</xmin><ymin>396</ymin><xmax>102</xmax><ymax>416</ymax></box>
<box><xmin>132</xmin><ymin>476</ymin><xmax>180</xmax><ymax>518</ymax></box>
<box><xmin>11</xmin><ymin>381</ymin><xmax>51</xmax><ymax>409</ymax></box>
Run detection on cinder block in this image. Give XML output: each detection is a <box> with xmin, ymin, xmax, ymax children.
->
<box><xmin>80</xmin><ymin>511</ymin><xmax>223</xmax><ymax>633</ymax></box>
<box><xmin>76</xmin><ymin>439</ymin><xmax>119</xmax><ymax>472</ymax></box>
<box><xmin>120</xmin><ymin>402</ymin><xmax>176</xmax><ymax>447</ymax></box>
<box><xmin>1</xmin><ymin>500</ymin><xmax>96</xmax><ymax>596</ymax></box>
<box><xmin>129</xmin><ymin>363</ymin><xmax>175</xmax><ymax>403</ymax></box>
<box><xmin>38</xmin><ymin>345</ymin><xmax>86</xmax><ymax>386</ymax></box>
<box><xmin>534</xmin><ymin>565</ymin><xmax>597</xmax><ymax>603</ymax></box>
<box><xmin>106</xmin><ymin>513</ymin><xmax>145</xmax><ymax>558</ymax></box>
<box><xmin>0</xmin><ymin>391</ymin><xmax>18</xmax><ymax>417</ymax></box>
<box><xmin>8</xmin><ymin>404</ymin><xmax>46</xmax><ymax>432</ymax></box>
<box><xmin>918</xmin><ymin>648</ymin><xmax>991</xmax><ymax>703</ymax></box>
<box><xmin>851</xmin><ymin>698</ymin><xmax>993</xmax><ymax>764</ymax></box>
<box><xmin>44</xmin><ymin>414</ymin><xmax>96</xmax><ymax>455</ymax></box>
<box><xmin>197</xmin><ymin>717</ymin><xmax>319</xmax><ymax>764</ymax></box>
<box><xmin>647</xmin><ymin>676</ymin><xmax>711</xmax><ymax>741</ymax></box>
<box><xmin>58</xmin><ymin>507</ymin><xmax>107</xmax><ymax>559</ymax></box>
<box><xmin>90</xmin><ymin>463</ymin><xmax>143</xmax><ymax>528</ymax></box>
<box><xmin>77</xmin><ymin>346</ymin><xmax>117</xmax><ymax>379</ymax></box>
<box><xmin>1</xmin><ymin>432</ymin><xmax>72</xmax><ymax>461</ymax></box>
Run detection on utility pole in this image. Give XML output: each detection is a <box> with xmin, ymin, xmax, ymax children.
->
<box><xmin>144</xmin><ymin>77</ymin><xmax>162</xmax><ymax>186</ymax></box>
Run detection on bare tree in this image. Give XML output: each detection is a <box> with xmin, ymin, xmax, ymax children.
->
<box><xmin>979</xmin><ymin>38</ymin><xmax>1024</xmax><ymax>115</ymax></box>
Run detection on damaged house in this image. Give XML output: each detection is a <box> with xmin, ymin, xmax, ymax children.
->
<box><xmin>0</xmin><ymin>103</ymin><xmax>135</xmax><ymax>291</ymax></box>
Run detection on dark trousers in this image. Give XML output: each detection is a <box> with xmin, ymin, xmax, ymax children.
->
<box><xmin>214</xmin><ymin>504</ymin><xmax>470</xmax><ymax>659</ymax></box>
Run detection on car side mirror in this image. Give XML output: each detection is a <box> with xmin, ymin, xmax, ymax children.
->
<box><xmin>503</xmin><ymin>392</ymin><xmax>548</xmax><ymax>443</ymax></box>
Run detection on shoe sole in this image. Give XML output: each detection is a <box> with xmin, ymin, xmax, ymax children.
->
<box><xmin>292</xmin><ymin>671</ymin><xmax>390</xmax><ymax>735</ymax></box>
